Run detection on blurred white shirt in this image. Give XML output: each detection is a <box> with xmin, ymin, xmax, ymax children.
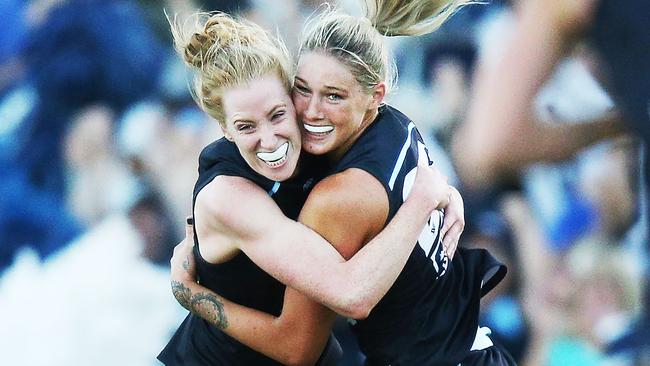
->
<box><xmin>0</xmin><ymin>214</ymin><xmax>184</xmax><ymax>366</ymax></box>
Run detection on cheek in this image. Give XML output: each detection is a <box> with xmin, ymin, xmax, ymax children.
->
<box><xmin>281</xmin><ymin>119</ymin><xmax>301</xmax><ymax>139</ymax></box>
<box><xmin>292</xmin><ymin>94</ymin><xmax>308</xmax><ymax>116</ymax></box>
<box><xmin>234</xmin><ymin>136</ymin><xmax>258</xmax><ymax>156</ymax></box>
<box><xmin>324</xmin><ymin>104</ymin><xmax>350</xmax><ymax>126</ymax></box>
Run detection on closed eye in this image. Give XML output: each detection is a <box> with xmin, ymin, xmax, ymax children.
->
<box><xmin>236</xmin><ymin>124</ymin><xmax>254</xmax><ymax>133</ymax></box>
<box><xmin>271</xmin><ymin>110</ymin><xmax>286</xmax><ymax>121</ymax></box>
<box><xmin>293</xmin><ymin>84</ymin><xmax>310</xmax><ymax>95</ymax></box>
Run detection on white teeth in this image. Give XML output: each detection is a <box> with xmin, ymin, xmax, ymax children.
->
<box><xmin>303</xmin><ymin>124</ymin><xmax>334</xmax><ymax>134</ymax></box>
<box><xmin>256</xmin><ymin>142</ymin><xmax>289</xmax><ymax>163</ymax></box>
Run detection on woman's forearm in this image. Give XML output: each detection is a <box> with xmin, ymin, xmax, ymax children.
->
<box><xmin>173</xmin><ymin>279</ymin><xmax>326</xmax><ymax>365</ymax></box>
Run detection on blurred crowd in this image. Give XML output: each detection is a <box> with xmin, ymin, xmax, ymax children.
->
<box><xmin>0</xmin><ymin>0</ymin><xmax>647</xmax><ymax>365</ymax></box>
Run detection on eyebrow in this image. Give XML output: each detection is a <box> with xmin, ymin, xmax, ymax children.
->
<box><xmin>267</xmin><ymin>103</ymin><xmax>286</xmax><ymax>116</ymax></box>
<box><xmin>324</xmin><ymin>86</ymin><xmax>346</xmax><ymax>93</ymax></box>
<box><xmin>231</xmin><ymin>103</ymin><xmax>286</xmax><ymax>124</ymax></box>
<box><xmin>295</xmin><ymin>77</ymin><xmax>347</xmax><ymax>93</ymax></box>
<box><xmin>231</xmin><ymin>116</ymin><xmax>252</xmax><ymax>125</ymax></box>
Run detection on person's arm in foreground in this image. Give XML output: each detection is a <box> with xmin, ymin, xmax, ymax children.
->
<box><xmin>452</xmin><ymin>0</ymin><xmax>624</xmax><ymax>190</ymax></box>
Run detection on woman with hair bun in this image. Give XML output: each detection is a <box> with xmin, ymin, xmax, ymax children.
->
<box><xmin>158</xmin><ymin>10</ymin><xmax>457</xmax><ymax>366</ymax></box>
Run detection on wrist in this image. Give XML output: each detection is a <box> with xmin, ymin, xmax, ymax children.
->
<box><xmin>171</xmin><ymin>271</ymin><xmax>196</xmax><ymax>285</ymax></box>
<box><xmin>171</xmin><ymin>279</ymin><xmax>193</xmax><ymax>310</ymax></box>
<box><xmin>405</xmin><ymin>191</ymin><xmax>437</xmax><ymax>216</ymax></box>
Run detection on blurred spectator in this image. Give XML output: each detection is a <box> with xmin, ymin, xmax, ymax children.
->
<box><xmin>501</xmin><ymin>194</ymin><xmax>642</xmax><ymax>366</ymax></box>
<box><xmin>0</xmin><ymin>210</ymin><xmax>184</xmax><ymax>365</ymax></box>
<box><xmin>22</xmin><ymin>0</ymin><xmax>165</xmax><ymax>195</ymax></box>
<box><xmin>0</xmin><ymin>0</ymin><xmax>166</xmax><ymax>270</ymax></box>
<box><xmin>421</xmin><ymin>38</ymin><xmax>477</xmax><ymax>152</ymax></box>
<box><xmin>0</xmin><ymin>0</ymin><xmax>28</xmax><ymax>92</ymax></box>
<box><xmin>64</xmin><ymin>105</ymin><xmax>136</xmax><ymax>225</ymax></box>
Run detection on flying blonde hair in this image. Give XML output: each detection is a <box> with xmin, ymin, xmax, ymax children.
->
<box><xmin>300</xmin><ymin>0</ymin><xmax>472</xmax><ymax>94</ymax></box>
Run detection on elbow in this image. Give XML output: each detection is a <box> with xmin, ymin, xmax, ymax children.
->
<box><xmin>349</xmin><ymin>307</ymin><xmax>371</xmax><ymax>321</ymax></box>
<box><xmin>349</xmin><ymin>298</ymin><xmax>373</xmax><ymax>320</ymax></box>
<box><xmin>338</xmin><ymin>295</ymin><xmax>373</xmax><ymax>320</ymax></box>
<box><xmin>323</xmin><ymin>274</ymin><xmax>375</xmax><ymax>319</ymax></box>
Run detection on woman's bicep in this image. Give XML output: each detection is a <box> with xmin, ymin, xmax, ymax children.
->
<box><xmin>202</xmin><ymin>176</ymin><xmax>352</xmax><ymax>307</ymax></box>
<box><xmin>298</xmin><ymin>169</ymin><xmax>389</xmax><ymax>260</ymax></box>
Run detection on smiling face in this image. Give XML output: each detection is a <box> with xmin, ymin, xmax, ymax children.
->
<box><xmin>221</xmin><ymin>73</ymin><xmax>301</xmax><ymax>182</ymax></box>
<box><xmin>292</xmin><ymin>51</ymin><xmax>385</xmax><ymax>161</ymax></box>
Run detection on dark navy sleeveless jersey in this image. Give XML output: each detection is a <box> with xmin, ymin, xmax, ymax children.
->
<box><xmin>591</xmin><ymin>0</ymin><xmax>650</xmax><ymax>312</ymax></box>
<box><xmin>159</xmin><ymin>137</ymin><xmax>325</xmax><ymax>365</ymax></box>
<box><xmin>334</xmin><ymin>105</ymin><xmax>507</xmax><ymax>366</ymax></box>
<box><xmin>591</xmin><ymin>0</ymin><xmax>650</xmax><ymax>216</ymax></box>
<box><xmin>591</xmin><ymin>0</ymin><xmax>650</xmax><ymax>144</ymax></box>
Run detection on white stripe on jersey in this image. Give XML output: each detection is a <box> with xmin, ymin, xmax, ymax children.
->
<box><xmin>268</xmin><ymin>181</ymin><xmax>281</xmax><ymax>196</ymax></box>
<box><xmin>388</xmin><ymin>122</ymin><xmax>416</xmax><ymax>190</ymax></box>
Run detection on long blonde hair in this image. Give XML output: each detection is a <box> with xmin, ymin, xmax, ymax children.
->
<box><xmin>169</xmin><ymin>12</ymin><xmax>293</xmax><ymax>125</ymax></box>
<box><xmin>300</xmin><ymin>0</ymin><xmax>471</xmax><ymax>94</ymax></box>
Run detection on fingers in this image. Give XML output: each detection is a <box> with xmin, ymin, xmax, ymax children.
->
<box><xmin>185</xmin><ymin>216</ymin><xmax>194</xmax><ymax>244</ymax></box>
<box><xmin>442</xmin><ymin>222</ymin><xmax>462</xmax><ymax>260</ymax></box>
<box><xmin>171</xmin><ymin>216</ymin><xmax>197</xmax><ymax>279</ymax></box>
<box><xmin>440</xmin><ymin>187</ymin><xmax>465</xmax><ymax>260</ymax></box>
<box><xmin>440</xmin><ymin>188</ymin><xmax>461</xmax><ymax>237</ymax></box>
<box><xmin>440</xmin><ymin>213</ymin><xmax>452</xmax><ymax>239</ymax></box>
<box><xmin>439</xmin><ymin>187</ymin><xmax>452</xmax><ymax>210</ymax></box>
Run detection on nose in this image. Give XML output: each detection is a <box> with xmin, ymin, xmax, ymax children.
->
<box><xmin>302</xmin><ymin>94</ymin><xmax>324</xmax><ymax>122</ymax></box>
<box><xmin>258</xmin><ymin>122</ymin><xmax>279</xmax><ymax>150</ymax></box>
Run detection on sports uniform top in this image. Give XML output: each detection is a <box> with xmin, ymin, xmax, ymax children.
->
<box><xmin>158</xmin><ymin>137</ymin><xmax>333</xmax><ymax>365</ymax></box>
<box><xmin>591</xmin><ymin>0</ymin><xmax>650</xmax><ymax>333</ymax></box>
<box><xmin>333</xmin><ymin>105</ymin><xmax>507</xmax><ymax>366</ymax></box>
<box><xmin>591</xmin><ymin>0</ymin><xmax>650</xmax><ymax>145</ymax></box>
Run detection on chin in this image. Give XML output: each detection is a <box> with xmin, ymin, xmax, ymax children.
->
<box><xmin>260</xmin><ymin>169</ymin><xmax>288</xmax><ymax>182</ymax></box>
<box><xmin>265</xmin><ymin>160</ymin><xmax>299</xmax><ymax>182</ymax></box>
<box><xmin>302</xmin><ymin>141</ymin><xmax>331</xmax><ymax>156</ymax></box>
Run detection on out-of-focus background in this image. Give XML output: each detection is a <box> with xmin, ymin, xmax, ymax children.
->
<box><xmin>0</xmin><ymin>0</ymin><xmax>647</xmax><ymax>365</ymax></box>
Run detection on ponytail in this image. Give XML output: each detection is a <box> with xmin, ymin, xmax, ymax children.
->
<box><xmin>364</xmin><ymin>0</ymin><xmax>471</xmax><ymax>36</ymax></box>
<box><xmin>300</xmin><ymin>0</ymin><xmax>471</xmax><ymax>94</ymax></box>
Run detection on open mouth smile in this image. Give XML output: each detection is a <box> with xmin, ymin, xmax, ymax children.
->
<box><xmin>303</xmin><ymin>123</ymin><xmax>334</xmax><ymax>136</ymax></box>
<box><xmin>256</xmin><ymin>142</ymin><xmax>289</xmax><ymax>168</ymax></box>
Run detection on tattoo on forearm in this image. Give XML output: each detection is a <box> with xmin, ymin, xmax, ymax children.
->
<box><xmin>191</xmin><ymin>293</ymin><xmax>229</xmax><ymax>329</ymax></box>
<box><xmin>182</xmin><ymin>256</ymin><xmax>190</xmax><ymax>272</ymax></box>
<box><xmin>171</xmin><ymin>280</ymin><xmax>192</xmax><ymax>310</ymax></box>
